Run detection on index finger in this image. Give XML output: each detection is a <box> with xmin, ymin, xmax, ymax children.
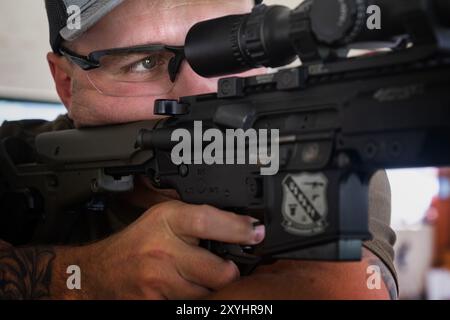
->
<box><xmin>166</xmin><ymin>202</ymin><xmax>265</xmax><ymax>246</ymax></box>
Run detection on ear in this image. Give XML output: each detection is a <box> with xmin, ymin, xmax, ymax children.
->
<box><xmin>47</xmin><ymin>52</ymin><xmax>74</xmax><ymax>110</ymax></box>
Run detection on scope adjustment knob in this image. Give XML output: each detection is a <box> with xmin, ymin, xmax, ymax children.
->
<box><xmin>310</xmin><ymin>0</ymin><xmax>367</xmax><ymax>46</ymax></box>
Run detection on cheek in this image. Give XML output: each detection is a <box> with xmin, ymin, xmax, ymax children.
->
<box><xmin>68</xmin><ymin>66</ymin><xmax>267</xmax><ymax>127</ymax></box>
<box><xmin>70</xmin><ymin>72</ymin><xmax>162</xmax><ymax>127</ymax></box>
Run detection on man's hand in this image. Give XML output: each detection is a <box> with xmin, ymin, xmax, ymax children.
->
<box><xmin>74</xmin><ymin>200</ymin><xmax>265</xmax><ymax>299</ymax></box>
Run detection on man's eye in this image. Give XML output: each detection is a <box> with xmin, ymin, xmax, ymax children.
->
<box><xmin>129</xmin><ymin>56</ymin><xmax>158</xmax><ymax>73</ymax></box>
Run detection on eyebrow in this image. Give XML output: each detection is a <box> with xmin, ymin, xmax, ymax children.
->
<box><xmin>100</xmin><ymin>52</ymin><xmax>155</xmax><ymax>66</ymax></box>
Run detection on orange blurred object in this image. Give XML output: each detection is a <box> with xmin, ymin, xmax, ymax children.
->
<box><xmin>429</xmin><ymin>168</ymin><xmax>450</xmax><ymax>268</ymax></box>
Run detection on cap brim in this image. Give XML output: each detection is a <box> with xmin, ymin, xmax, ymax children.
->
<box><xmin>60</xmin><ymin>0</ymin><xmax>125</xmax><ymax>41</ymax></box>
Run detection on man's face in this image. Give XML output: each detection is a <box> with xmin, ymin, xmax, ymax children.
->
<box><xmin>51</xmin><ymin>0</ymin><xmax>255</xmax><ymax>127</ymax></box>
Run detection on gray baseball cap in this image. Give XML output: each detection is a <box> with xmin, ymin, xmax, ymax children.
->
<box><xmin>45</xmin><ymin>0</ymin><xmax>125</xmax><ymax>52</ymax></box>
<box><xmin>45</xmin><ymin>0</ymin><xmax>264</xmax><ymax>53</ymax></box>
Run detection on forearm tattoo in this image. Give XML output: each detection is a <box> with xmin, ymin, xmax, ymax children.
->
<box><xmin>0</xmin><ymin>241</ymin><xmax>56</xmax><ymax>299</ymax></box>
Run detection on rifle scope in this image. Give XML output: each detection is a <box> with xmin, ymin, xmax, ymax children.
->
<box><xmin>184</xmin><ymin>0</ymin><xmax>450</xmax><ymax>77</ymax></box>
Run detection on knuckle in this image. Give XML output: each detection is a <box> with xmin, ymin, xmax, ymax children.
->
<box><xmin>141</xmin><ymin>279</ymin><xmax>168</xmax><ymax>300</ymax></box>
<box><xmin>138</xmin><ymin>261</ymin><xmax>171</xmax><ymax>299</ymax></box>
<box><xmin>216</xmin><ymin>261</ymin><xmax>240</xmax><ymax>287</ymax></box>
<box><xmin>146</xmin><ymin>249</ymin><xmax>175</xmax><ymax>264</ymax></box>
<box><xmin>190</xmin><ymin>210</ymin><xmax>209</xmax><ymax>236</ymax></box>
<box><xmin>150</xmin><ymin>201</ymin><xmax>183</xmax><ymax>232</ymax></box>
<box><xmin>152</xmin><ymin>200</ymin><xmax>181</xmax><ymax>217</ymax></box>
<box><xmin>146</xmin><ymin>203</ymin><xmax>167</xmax><ymax>222</ymax></box>
<box><xmin>135</xmin><ymin>249</ymin><xmax>175</xmax><ymax>278</ymax></box>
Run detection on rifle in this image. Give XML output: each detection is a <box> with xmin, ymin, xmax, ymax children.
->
<box><xmin>1</xmin><ymin>0</ymin><xmax>450</xmax><ymax>270</ymax></box>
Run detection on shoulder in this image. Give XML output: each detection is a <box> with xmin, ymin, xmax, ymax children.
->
<box><xmin>0</xmin><ymin>114</ymin><xmax>74</xmax><ymax>141</ymax></box>
<box><xmin>0</xmin><ymin>113</ymin><xmax>74</xmax><ymax>170</ymax></box>
<box><xmin>365</xmin><ymin>170</ymin><xmax>398</xmax><ymax>296</ymax></box>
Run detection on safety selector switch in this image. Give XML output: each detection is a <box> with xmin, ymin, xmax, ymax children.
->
<box><xmin>154</xmin><ymin>99</ymin><xmax>189</xmax><ymax>116</ymax></box>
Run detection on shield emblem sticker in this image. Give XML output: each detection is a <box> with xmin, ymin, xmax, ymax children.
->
<box><xmin>281</xmin><ymin>173</ymin><xmax>328</xmax><ymax>236</ymax></box>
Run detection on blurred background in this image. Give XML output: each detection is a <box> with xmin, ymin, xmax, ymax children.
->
<box><xmin>1</xmin><ymin>0</ymin><xmax>449</xmax><ymax>299</ymax></box>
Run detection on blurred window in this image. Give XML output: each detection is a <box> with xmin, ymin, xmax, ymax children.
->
<box><xmin>0</xmin><ymin>99</ymin><xmax>65</xmax><ymax>123</ymax></box>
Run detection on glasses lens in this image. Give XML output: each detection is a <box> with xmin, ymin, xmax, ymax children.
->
<box><xmin>87</xmin><ymin>50</ymin><xmax>177</xmax><ymax>97</ymax></box>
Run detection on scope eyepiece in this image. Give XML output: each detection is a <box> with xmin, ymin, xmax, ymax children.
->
<box><xmin>185</xmin><ymin>4</ymin><xmax>297</xmax><ymax>78</ymax></box>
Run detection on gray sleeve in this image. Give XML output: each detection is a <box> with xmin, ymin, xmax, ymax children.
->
<box><xmin>363</xmin><ymin>170</ymin><xmax>398</xmax><ymax>288</ymax></box>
